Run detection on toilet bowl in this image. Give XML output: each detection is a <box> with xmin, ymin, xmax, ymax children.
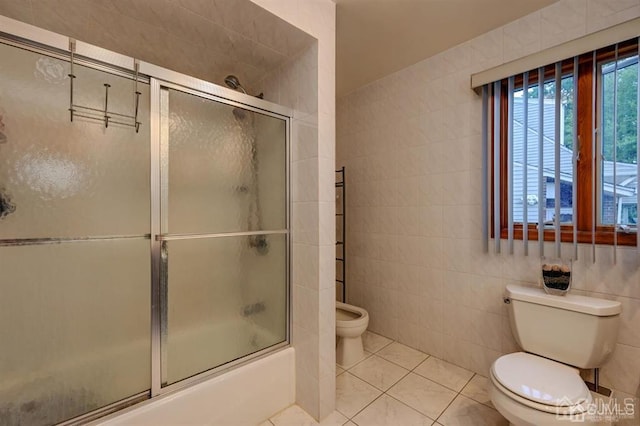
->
<box><xmin>336</xmin><ymin>302</ymin><xmax>369</xmax><ymax>368</ymax></box>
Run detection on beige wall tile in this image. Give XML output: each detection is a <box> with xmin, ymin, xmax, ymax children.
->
<box><xmin>540</xmin><ymin>0</ymin><xmax>587</xmax><ymax>49</ymax></box>
<box><xmin>251</xmin><ymin>0</ymin><xmax>336</xmax><ymax>420</ymax></box>
<box><xmin>586</xmin><ymin>0</ymin><xmax>640</xmax><ymax>33</ymax></box>
<box><xmin>502</xmin><ymin>11</ymin><xmax>541</xmax><ymax>63</ymax></box>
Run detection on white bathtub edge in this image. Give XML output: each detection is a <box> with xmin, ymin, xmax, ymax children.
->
<box><xmin>91</xmin><ymin>347</ymin><xmax>295</xmax><ymax>426</ymax></box>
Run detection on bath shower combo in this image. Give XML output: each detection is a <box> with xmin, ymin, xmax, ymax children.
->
<box><xmin>0</xmin><ymin>20</ymin><xmax>291</xmax><ymax>425</ymax></box>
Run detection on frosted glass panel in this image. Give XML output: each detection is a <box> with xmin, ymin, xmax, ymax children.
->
<box><xmin>166</xmin><ymin>89</ymin><xmax>286</xmax><ymax>234</ymax></box>
<box><xmin>0</xmin><ymin>240</ymin><xmax>150</xmax><ymax>425</ymax></box>
<box><xmin>164</xmin><ymin>234</ymin><xmax>287</xmax><ymax>385</ymax></box>
<box><xmin>0</xmin><ymin>44</ymin><xmax>150</xmax><ymax>239</ymax></box>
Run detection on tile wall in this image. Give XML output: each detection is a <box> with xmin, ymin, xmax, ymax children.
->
<box><xmin>252</xmin><ymin>0</ymin><xmax>337</xmax><ymax>421</ymax></box>
<box><xmin>336</xmin><ymin>0</ymin><xmax>640</xmax><ymax>405</ymax></box>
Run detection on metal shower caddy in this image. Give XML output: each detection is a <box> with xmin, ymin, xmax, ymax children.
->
<box><xmin>68</xmin><ymin>39</ymin><xmax>142</xmax><ymax>132</ymax></box>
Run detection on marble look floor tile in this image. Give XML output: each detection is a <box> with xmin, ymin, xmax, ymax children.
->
<box><xmin>362</xmin><ymin>330</ymin><xmax>393</xmax><ymax>353</ymax></box>
<box><xmin>270</xmin><ymin>406</ymin><xmax>348</xmax><ymax>426</ymax></box>
<box><xmin>270</xmin><ymin>405</ymin><xmax>316</xmax><ymax>425</ymax></box>
<box><xmin>339</xmin><ymin>349</ymin><xmax>373</xmax><ymax>370</ymax></box>
<box><xmin>352</xmin><ymin>394</ymin><xmax>432</xmax><ymax>426</ymax></box>
<box><xmin>610</xmin><ymin>392</ymin><xmax>639</xmax><ymax>426</ymax></box>
<box><xmin>414</xmin><ymin>357</ymin><xmax>474</xmax><ymax>392</ymax></box>
<box><xmin>336</xmin><ymin>372</ymin><xmax>383</xmax><ymax>418</ymax></box>
<box><xmin>318</xmin><ymin>411</ymin><xmax>349</xmax><ymax>425</ymax></box>
<box><xmin>387</xmin><ymin>372</ymin><xmax>457</xmax><ymax>420</ymax></box>
<box><xmin>376</xmin><ymin>342</ymin><xmax>429</xmax><ymax>370</ymax></box>
<box><xmin>460</xmin><ymin>375</ymin><xmax>494</xmax><ymax>408</ymax></box>
<box><xmin>336</xmin><ymin>365</ymin><xmax>345</xmax><ymax>376</ymax></box>
<box><xmin>438</xmin><ymin>395</ymin><xmax>508</xmax><ymax>426</ymax></box>
<box><xmin>349</xmin><ymin>355</ymin><xmax>409</xmax><ymax>391</ymax></box>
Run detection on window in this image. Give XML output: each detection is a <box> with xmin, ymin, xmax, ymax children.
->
<box><xmin>599</xmin><ymin>54</ymin><xmax>638</xmax><ymax>228</ymax></box>
<box><xmin>491</xmin><ymin>39</ymin><xmax>638</xmax><ymax>246</ymax></box>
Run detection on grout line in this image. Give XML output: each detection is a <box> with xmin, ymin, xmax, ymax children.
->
<box><xmin>375</xmin><ymin>349</ymin><xmax>430</xmax><ymax>371</ymax></box>
<box><xmin>434</xmin><ymin>373</ymin><xmax>477</xmax><ymax>424</ymax></box>
<box><xmin>386</xmin><ymin>366</ymin><xmax>412</xmax><ymax>392</ymax></box>
<box><xmin>363</xmin><ymin>342</ymin><xmax>393</xmax><ymax>355</ymax></box>
<box><xmin>410</xmin><ymin>370</ymin><xmax>471</xmax><ymax>394</ymax></box>
<box><xmin>348</xmin><ymin>392</ymin><xmax>386</xmax><ymax>421</ymax></box>
<box><xmin>338</xmin><ymin>354</ymin><xmax>371</xmax><ymax>372</ymax></box>
<box><xmin>460</xmin><ymin>375</ymin><xmax>497</xmax><ymax>409</ymax></box>
<box><xmin>461</xmin><ymin>372</ymin><xmax>477</xmax><ymax>392</ymax></box>
<box><xmin>411</xmin><ymin>355</ymin><xmax>431</xmax><ymax>370</ymax></box>
<box><xmin>384</xmin><ymin>392</ymin><xmax>438</xmax><ymax>423</ymax></box>
<box><xmin>342</xmin><ymin>344</ymin><xmax>449</xmax><ymax>424</ymax></box>
<box><xmin>362</xmin><ymin>331</ymin><xmax>394</xmax><ymax>353</ymax></box>
<box><xmin>347</xmin><ymin>355</ymin><xmax>411</xmax><ymax>393</ymax></box>
<box><xmin>335</xmin><ymin>371</ymin><xmax>384</xmax><ymax>419</ymax></box>
<box><xmin>433</xmin><ymin>392</ymin><xmax>459</xmax><ymax>423</ymax></box>
<box><xmin>340</xmin><ymin>334</ymin><xmax>502</xmax><ymax>425</ymax></box>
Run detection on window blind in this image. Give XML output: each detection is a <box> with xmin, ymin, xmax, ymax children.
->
<box><xmin>480</xmin><ymin>38</ymin><xmax>640</xmax><ymax>260</ymax></box>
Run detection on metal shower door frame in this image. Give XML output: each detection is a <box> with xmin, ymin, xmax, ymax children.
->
<box><xmin>0</xmin><ymin>14</ymin><xmax>292</xmax><ymax>418</ymax></box>
<box><xmin>149</xmin><ymin>78</ymin><xmax>292</xmax><ymax>397</ymax></box>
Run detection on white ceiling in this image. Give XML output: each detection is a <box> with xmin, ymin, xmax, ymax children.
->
<box><xmin>335</xmin><ymin>0</ymin><xmax>559</xmax><ymax>97</ymax></box>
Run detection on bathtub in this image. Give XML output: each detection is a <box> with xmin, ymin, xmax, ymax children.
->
<box><xmin>165</xmin><ymin>315</ymin><xmax>287</xmax><ymax>385</ymax></box>
<box><xmin>92</xmin><ymin>347</ymin><xmax>295</xmax><ymax>426</ymax></box>
<box><xmin>0</xmin><ymin>318</ymin><xmax>293</xmax><ymax>426</ymax></box>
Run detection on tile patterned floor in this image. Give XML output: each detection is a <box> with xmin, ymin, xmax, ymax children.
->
<box><xmin>262</xmin><ymin>331</ymin><xmax>509</xmax><ymax>426</ymax></box>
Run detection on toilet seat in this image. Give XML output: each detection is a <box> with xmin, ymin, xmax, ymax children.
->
<box><xmin>336</xmin><ymin>302</ymin><xmax>368</xmax><ymax>329</ymax></box>
<box><xmin>491</xmin><ymin>352</ymin><xmax>591</xmax><ymax>415</ymax></box>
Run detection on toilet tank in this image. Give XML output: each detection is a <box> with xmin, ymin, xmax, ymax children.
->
<box><xmin>505</xmin><ymin>284</ymin><xmax>621</xmax><ymax>369</ymax></box>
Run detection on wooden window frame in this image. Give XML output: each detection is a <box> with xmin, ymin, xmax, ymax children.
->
<box><xmin>491</xmin><ymin>40</ymin><xmax>638</xmax><ymax>246</ymax></box>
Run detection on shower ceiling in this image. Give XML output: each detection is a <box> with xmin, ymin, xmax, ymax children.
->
<box><xmin>0</xmin><ymin>0</ymin><xmax>314</xmax><ymax>95</ymax></box>
<box><xmin>335</xmin><ymin>0</ymin><xmax>559</xmax><ymax>96</ymax></box>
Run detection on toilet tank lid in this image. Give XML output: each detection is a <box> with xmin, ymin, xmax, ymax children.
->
<box><xmin>506</xmin><ymin>284</ymin><xmax>621</xmax><ymax>316</ymax></box>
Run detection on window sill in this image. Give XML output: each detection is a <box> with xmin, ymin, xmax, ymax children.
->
<box><xmin>498</xmin><ymin>226</ymin><xmax>638</xmax><ymax>246</ymax></box>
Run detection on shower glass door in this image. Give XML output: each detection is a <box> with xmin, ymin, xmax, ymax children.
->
<box><xmin>0</xmin><ymin>27</ymin><xmax>290</xmax><ymax>424</ymax></box>
<box><xmin>157</xmin><ymin>86</ymin><xmax>288</xmax><ymax>387</ymax></box>
<box><xmin>0</xmin><ymin>43</ymin><xmax>151</xmax><ymax>425</ymax></box>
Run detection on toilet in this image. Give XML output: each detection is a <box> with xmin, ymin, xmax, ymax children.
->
<box><xmin>490</xmin><ymin>284</ymin><xmax>621</xmax><ymax>426</ymax></box>
<box><xmin>336</xmin><ymin>302</ymin><xmax>369</xmax><ymax>367</ymax></box>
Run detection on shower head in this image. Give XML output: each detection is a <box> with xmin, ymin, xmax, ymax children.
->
<box><xmin>225</xmin><ymin>74</ymin><xmax>262</xmax><ymax>120</ymax></box>
<box><xmin>224</xmin><ymin>75</ymin><xmax>247</xmax><ymax>94</ymax></box>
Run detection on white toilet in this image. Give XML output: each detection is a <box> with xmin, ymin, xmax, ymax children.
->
<box><xmin>336</xmin><ymin>302</ymin><xmax>369</xmax><ymax>368</ymax></box>
<box><xmin>490</xmin><ymin>284</ymin><xmax>621</xmax><ymax>426</ymax></box>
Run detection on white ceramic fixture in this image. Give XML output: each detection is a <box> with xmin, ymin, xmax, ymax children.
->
<box><xmin>335</xmin><ymin>302</ymin><xmax>369</xmax><ymax>368</ymax></box>
<box><xmin>489</xmin><ymin>284</ymin><xmax>621</xmax><ymax>426</ymax></box>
